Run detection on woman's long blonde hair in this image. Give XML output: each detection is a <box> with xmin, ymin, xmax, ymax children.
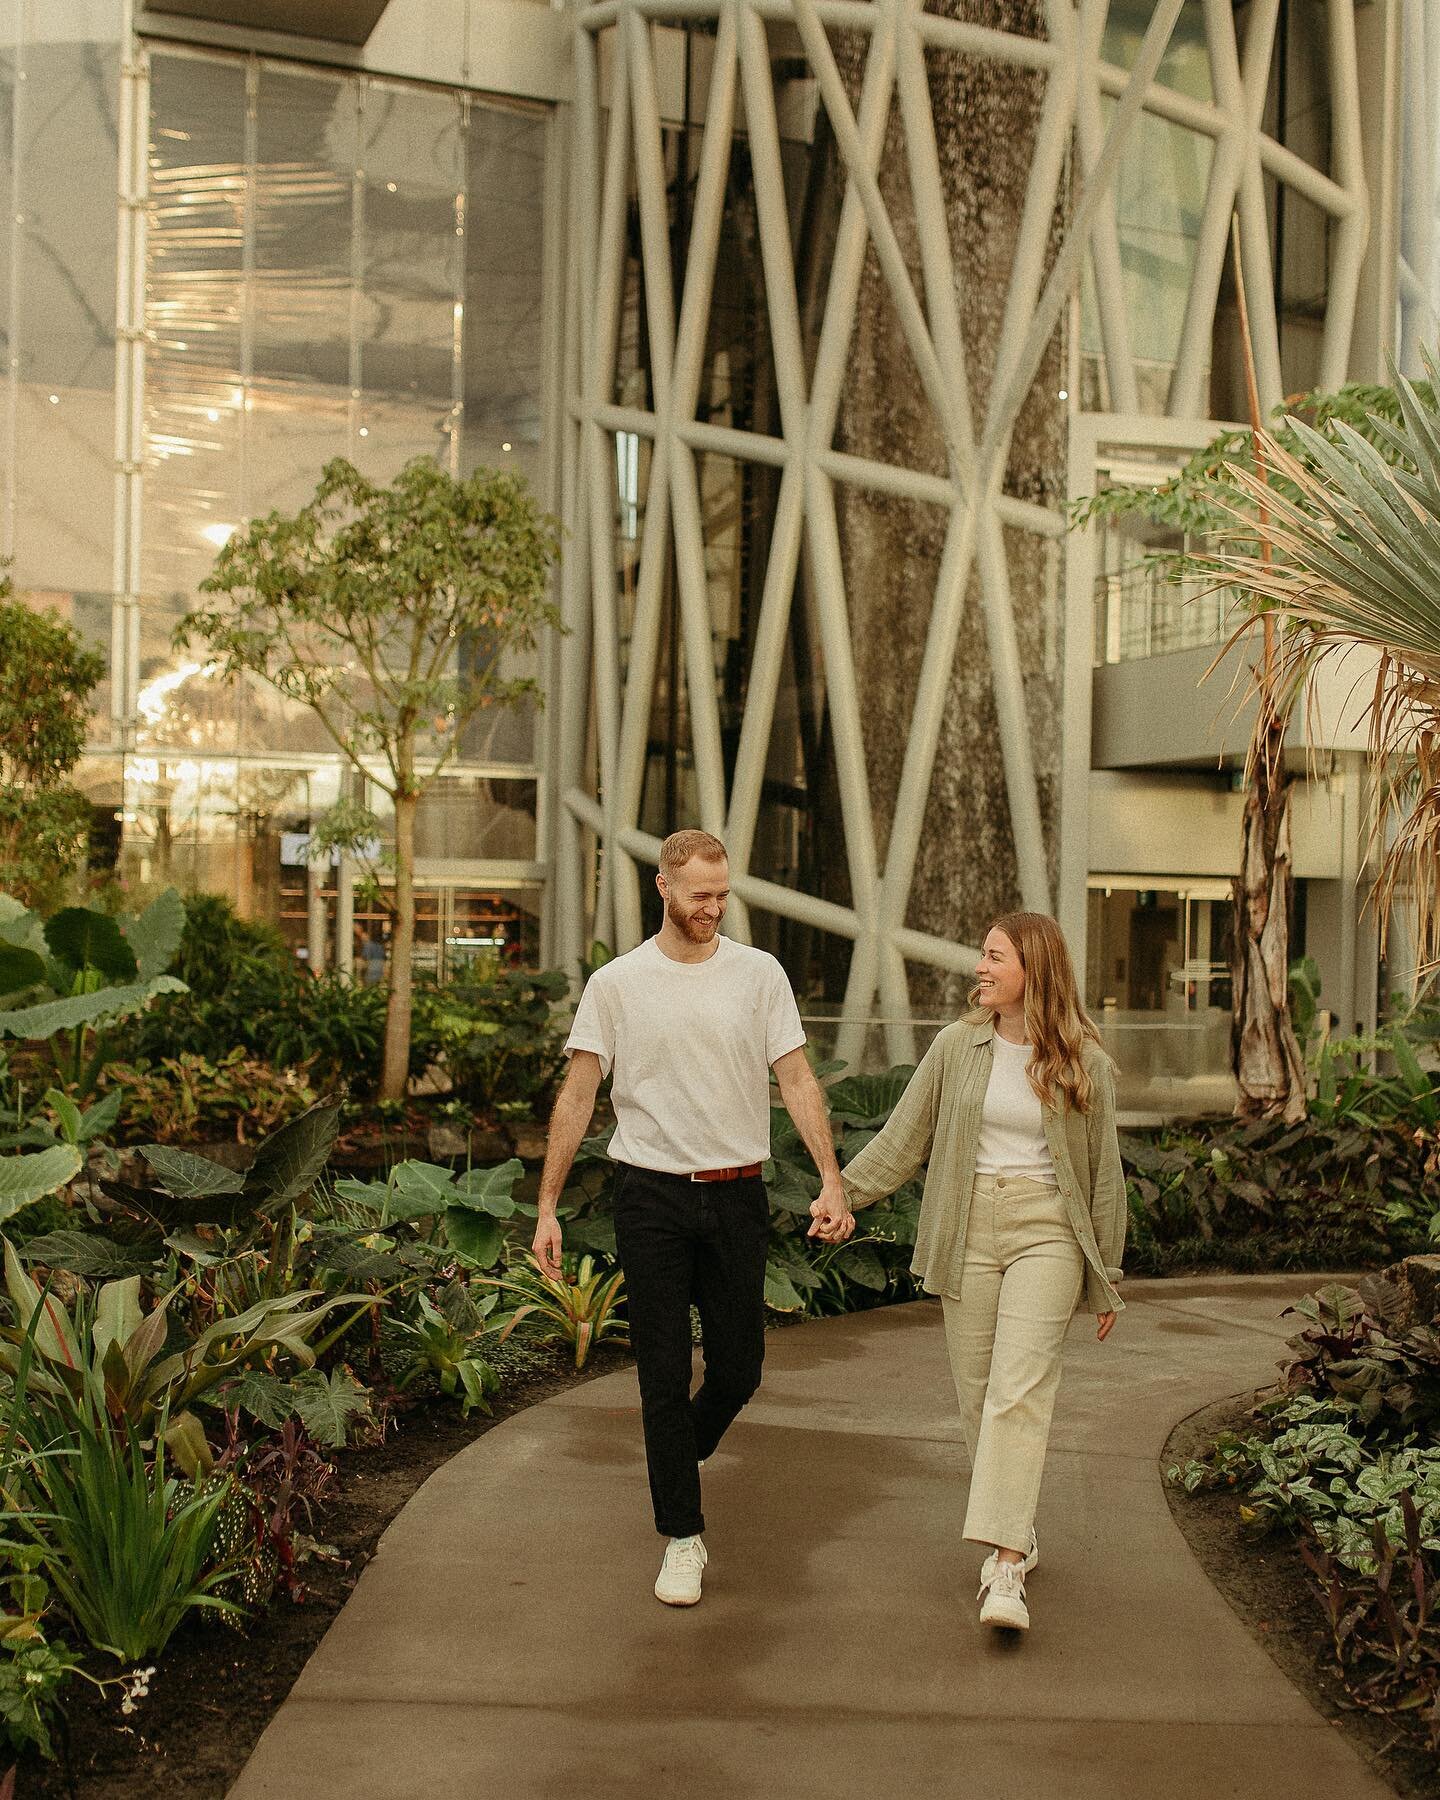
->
<box><xmin>968</xmin><ymin>911</ymin><xmax>1106</xmax><ymax>1114</ymax></box>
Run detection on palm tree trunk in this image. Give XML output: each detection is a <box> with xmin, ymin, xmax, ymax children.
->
<box><xmin>1231</xmin><ymin>725</ymin><xmax>1306</xmax><ymax>1122</ymax></box>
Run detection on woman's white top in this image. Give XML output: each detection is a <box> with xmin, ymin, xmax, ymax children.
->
<box><xmin>973</xmin><ymin>1034</ymin><xmax>1058</xmax><ymax>1184</ymax></box>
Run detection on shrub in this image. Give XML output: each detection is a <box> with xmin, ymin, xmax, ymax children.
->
<box><xmin>416</xmin><ymin>960</ymin><xmax>568</xmax><ymax>1120</ymax></box>
<box><xmin>1122</xmin><ymin>1113</ymin><xmax>1436</xmax><ymax>1276</ymax></box>
<box><xmin>102</xmin><ymin>1049</ymin><xmax>318</xmax><ymax>1144</ymax></box>
<box><xmin>1170</xmin><ymin>1272</ymin><xmax>1440</xmax><ymax>1752</ymax></box>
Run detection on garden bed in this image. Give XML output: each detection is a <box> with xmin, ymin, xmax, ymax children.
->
<box><xmin>16</xmin><ymin>1339</ymin><xmax>632</xmax><ymax>1800</ymax></box>
<box><xmin>1164</xmin><ymin>1393</ymin><xmax>1440</xmax><ymax>1800</ymax></box>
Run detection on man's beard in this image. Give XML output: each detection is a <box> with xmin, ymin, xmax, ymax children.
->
<box><xmin>667</xmin><ymin>898</ymin><xmax>717</xmax><ymax>942</ymax></box>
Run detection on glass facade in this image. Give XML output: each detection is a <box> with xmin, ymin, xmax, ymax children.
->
<box><xmin>0</xmin><ymin>9</ymin><xmax>550</xmax><ymax>964</ymax></box>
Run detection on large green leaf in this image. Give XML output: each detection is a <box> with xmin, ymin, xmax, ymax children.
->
<box><xmin>121</xmin><ymin>887</ymin><xmax>186</xmax><ymax>982</ymax></box>
<box><xmin>0</xmin><ymin>943</ymin><xmax>46</xmax><ymax>995</ymax></box>
<box><xmin>390</xmin><ymin>1161</ymin><xmax>461</xmax><ymax>1213</ymax></box>
<box><xmin>93</xmin><ymin>1276</ymin><xmax>143</xmax><ymax>1364</ymax></box>
<box><xmin>0</xmin><ymin>1144</ymin><xmax>82</xmax><ymax>1222</ymax></box>
<box><xmin>139</xmin><ymin>1145</ymin><xmax>246</xmax><ymax>1199</ymax></box>
<box><xmin>763</xmin><ymin>1262</ymin><xmax>805</xmax><ymax>1313</ymax></box>
<box><xmin>0</xmin><ymin>897</ymin><xmax>42</xmax><ymax>951</ymax></box>
<box><xmin>44</xmin><ymin>907</ymin><xmax>138</xmax><ymax>982</ymax></box>
<box><xmin>833</xmin><ymin>1241</ymin><xmax>888</xmax><ymax>1292</ymax></box>
<box><xmin>2</xmin><ymin>1236</ymin><xmax>81</xmax><ymax>1366</ymax></box>
<box><xmin>565</xmin><ymin>1211</ymin><xmax>616</xmax><ymax>1259</ymax></box>
<box><xmin>18</xmin><ymin>1230</ymin><xmax>158</xmax><ymax>1279</ymax></box>
<box><xmin>443</xmin><ymin>1207</ymin><xmax>504</xmax><ymax>1269</ymax></box>
<box><xmin>247</xmin><ymin>1100</ymin><xmax>341</xmax><ymax>1202</ymax></box>
<box><xmin>454</xmin><ymin>1158</ymin><xmax>523</xmax><ymax>1217</ymax></box>
<box><xmin>216</xmin><ymin>1368</ymin><xmax>298</xmax><ymax>1430</ymax></box>
<box><xmin>0</xmin><ymin>975</ymin><xmax>186</xmax><ymax>1042</ymax></box>
<box><xmin>290</xmin><ymin>1367</ymin><xmax>371</xmax><ymax>1449</ymax></box>
<box><xmin>311</xmin><ymin>1234</ymin><xmax>408</xmax><ymax>1281</ymax></box>
<box><xmin>824</xmin><ymin>1068</ymin><xmax>916</xmax><ymax>1128</ymax></box>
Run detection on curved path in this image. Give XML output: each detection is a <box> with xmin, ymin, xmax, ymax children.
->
<box><xmin>230</xmin><ymin>1275</ymin><xmax>1394</xmax><ymax>1800</ymax></box>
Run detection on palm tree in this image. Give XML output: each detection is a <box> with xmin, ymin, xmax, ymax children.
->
<box><xmin>1205</xmin><ymin>354</ymin><xmax>1440</xmax><ymax>987</ymax></box>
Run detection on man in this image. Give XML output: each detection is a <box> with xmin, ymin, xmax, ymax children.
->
<box><xmin>533</xmin><ymin>828</ymin><xmax>854</xmax><ymax>1606</ymax></box>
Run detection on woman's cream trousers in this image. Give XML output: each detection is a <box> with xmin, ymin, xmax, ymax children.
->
<box><xmin>942</xmin><ymin>1172</ymin><xmax>1085</xmax><ymax>1554</ymax></box>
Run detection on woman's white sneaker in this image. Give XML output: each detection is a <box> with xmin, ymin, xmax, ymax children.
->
<box><xmin>655</xmin><ymin>1535</ymin><xmax>707</xmax><ymax>1606</ymax></box>
<box><xmin>979</xmin><ymin>1531</ymin><xmax>1038</xmax><ymax>1589</ymax></box>
<box><xmin>978</xmin><ymin>1559</ymin><xmax>1029</xmax><ymax>1630</ymax></box>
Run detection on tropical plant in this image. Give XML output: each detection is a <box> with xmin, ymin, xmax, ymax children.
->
<box><xmin>164</xmin><ymin>891</ymin><xmax>292</xmax><ymax>1001</ymax></box>
<box><xmin>333</xmin><ymin>1155</ymin><xmax>524</xmax><ymax>1272</ymax></box>
<box><xmin>1169</xmin><ymin>1273</ymin><xmax>1440</xmax><ymax>1750</ymax></box>
<box><xmin>102</xmin><ymin>1049</ymin><xmax>317</xmax><ymax>1145</ymax></box>
<box><xmin>0</xmin><ymin>582</ymin><xmax>107</xmax><ymax>910</ymax></box>
<box><xmin>1197</xmin><ymin>350</ymin><xmax>1440</xmax><ymax>982</ymax></box>
<box><xmin>1071</xmin><ymin>348</ymin><xmax>1440</xmax><ymax>1117</ymax></box>
<box><xmin>419</xmin><ymin>960</ymin><xmax>568</xmax><ymax>1118</ymax></box>
<box><xmin>486</xmin><ymin>1252</ymin><xmax>628</xmax><ymax>1370</ymax></box>
<box><xmin>9</xmin><ymin>1387</ymin><xmax>240</xmax><ymax>1661</ymax></box>
<box><xmin>177</xmin><ymin>456</ymin><xmax>561</xmax><ymax>1099</ymax></box>
<box><xmin>1122</xmin><ymin>1110</ymin><xmax>1436</xmax><ymax>1277</ymax></box>
<box><xmin>390</xmin><ymin>1285</ymin><xmax>501</xmax><ymax>1415</ymax></box>
<box><xmin>0</xmin><ymin>888</ymin><xmax>187</xmax><ymax>1095</ymax></box>
<box><xmin>0</xmin><ymin>1239</ymin><xmax>368</xmax><ymax>1470</ymax></box>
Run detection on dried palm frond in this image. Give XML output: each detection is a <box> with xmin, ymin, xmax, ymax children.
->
<box><xmin>1193</xmin><ymin>350</ymin><xmax>1440</xmax><ymax>977</ymax></box>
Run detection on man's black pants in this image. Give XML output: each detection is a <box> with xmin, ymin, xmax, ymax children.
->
<box><xmin>611</xmin><ymin>1163</ymin><xmax>769</xmax><ymax>1538</ymax></box>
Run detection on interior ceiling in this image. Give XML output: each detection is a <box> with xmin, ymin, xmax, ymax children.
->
<box><xmin>143</xmin><ymin>0</ymin><xmax>391</xmax><ymax>45</ymax></box>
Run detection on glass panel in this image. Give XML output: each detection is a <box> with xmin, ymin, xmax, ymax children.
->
<box><xmin>1099</xmin><ymin>0</ymin><xmax>1212</xmax><ymax>97</ymax></box>
<box><xmin>252</xmin><ymin>66</ymin><xmax>356</xmax><ymax>389</ymax></box>
<box><xmin>359</xmin><ymin>82</ymin><xmax>460</xmax><ymax>414</ymax></box>
<box><xmin>462</xmin><ymin>101</ymin><xmax>546</xmax><ymax>490</ymax></box>
<box><xmin>12</xmin><ymin>13</ymin><xmax>119</xmax><ymax>598</ymax></box>
<box><xmin>414</xmin><ymin>774</ymin><xmax>537</xmax><ymax>862</ymax></box>
<box><xmin>144</xmin><ymin>52</ymin><xmax>248</xmax><ymax>601</ymax></box>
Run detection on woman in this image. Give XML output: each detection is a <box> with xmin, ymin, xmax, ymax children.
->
<box><xmin>840</xmin><ymin>912</ymin><xmax>1125</xmax><ymax>1633</ymax></box>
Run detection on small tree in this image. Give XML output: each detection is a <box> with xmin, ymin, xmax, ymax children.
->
<box><xmin>178</xmin><ymin>457</ymin><xmax>561</xmax><ymax>1100</ymax></box>
<box><xmin>0</xmin><ymin>576</ymin><xmax>106</xmax><ymax>909</ymax></box>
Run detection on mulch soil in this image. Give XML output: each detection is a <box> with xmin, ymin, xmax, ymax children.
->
<box><xmin>1163</xmin><ymin>1393</ymin><xmax>1440</xmax><ymax>1800</ymax></box>
<box><xmin>14</xmin><ymin>1341</ymin><xmax>634</xmax><ymax>1800</ymax></box>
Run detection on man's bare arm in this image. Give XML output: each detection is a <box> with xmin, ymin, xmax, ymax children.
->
<box><xmin>532</xmin><ymin>1051</ymin><xmax>604</xmax><ymax>1278</ymax></box>
<box><xmin>772</xmin><ymin>1047</ymin><xmax>854</xmax><ymax>1243</ymax></box>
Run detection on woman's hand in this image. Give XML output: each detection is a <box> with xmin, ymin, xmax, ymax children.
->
<box><xmin>1096</xmin><ymin>1311</ymin><xmax>1117</xmax><ymax>1342</ymax></box>
<box><xmin>808</xmin><ymin>1180</ymin><xmax>855</xmax><ymax>1243</ymax></box>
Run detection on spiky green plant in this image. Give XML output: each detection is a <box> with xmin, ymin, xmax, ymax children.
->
<box><xmin>1200</xmin><ymin>352</ymin><xmax>1440</xmax><ymax>977</ymax></box>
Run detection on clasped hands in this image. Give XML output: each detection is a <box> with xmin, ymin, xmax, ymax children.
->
<box><xmin>807</xmin><ymin>1178</ymin><xmax>856</xmax><ymax>1244</ymax></box>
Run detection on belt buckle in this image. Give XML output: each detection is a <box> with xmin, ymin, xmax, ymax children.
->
<box><xmin>690</xmin><ymin>1170</ymin><xmax>704</xmax><ymax>1182</ymax></box>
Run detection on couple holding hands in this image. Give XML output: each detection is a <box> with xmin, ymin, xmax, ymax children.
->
<box><xmin>534</xmin><ymin>830</ymin><xmax>1126</xmax><ymax>1634</ymax></box>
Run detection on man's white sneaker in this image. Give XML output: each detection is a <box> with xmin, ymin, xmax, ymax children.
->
<box><xmin>979</xmin><ymin>1530</ymin><xmax>1038</xmax><ymax>1590</ymax></box>
<box><xmin>978</xmin><ymin>1559</ymin><xmax>1029</xmax><ymax>1631</ymax></box>
<box><xmin>655</xmin><ymin>1535</ymin><xmax>707</xmax><ymax>1606</ymax></box>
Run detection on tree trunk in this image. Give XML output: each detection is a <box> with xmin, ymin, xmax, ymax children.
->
<box><xmin>1231</xmin><ymin>735</ymin><xmax>1306</xmax><ymax>1123</ymax></box>
<box><xmin>828</xmin><ymin>2</ymin><xmax>1067</xmax><ymax>1011</ymax></box>
<box><xmin>380</xmin><ymin>787</ymin><xmax>418</xmax><ymax>1103</ymax></box>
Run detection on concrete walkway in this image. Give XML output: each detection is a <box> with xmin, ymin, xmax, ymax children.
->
<box><xmin>230</xmin><ymin>1276</ymin><xmax>1395</xmax><ymax>1800</ymax></box>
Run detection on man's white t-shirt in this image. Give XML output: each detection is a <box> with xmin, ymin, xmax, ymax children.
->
<box><xmin>564</xmin><ymin>935</ymin><xmax>807</xmax><ymax>1174</ymax></box>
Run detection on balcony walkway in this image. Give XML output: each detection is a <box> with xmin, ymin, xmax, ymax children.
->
<box><xmin>229</xmin><ymin>1276</ymin><xmax>1395</xmax><ymax>1800</ymax></box>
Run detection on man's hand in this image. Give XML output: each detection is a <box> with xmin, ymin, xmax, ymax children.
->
<box><xmin>533</xmin><ymin>1212</ymin><xmax>564</xmax><ymax>1281</ymax></box>
<box><xmin>1096</xmin><ymin>1311</ymin><xmax>1117</xmax><ymax>1342</ymax></box>
<box><xmin>807</xmin><ymin>1178</ymin><xmax>855</xmax><ymax>1244</ymax></box>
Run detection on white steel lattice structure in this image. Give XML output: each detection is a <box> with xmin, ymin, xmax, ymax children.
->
<box><xmin>551</xmin><ymin>0</ymin><xmax>1371</xmax><ymax>1068</ymax></box>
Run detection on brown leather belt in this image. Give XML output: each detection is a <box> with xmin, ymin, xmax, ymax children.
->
<box><xmin>689</xmin><ymin>1163</ymin><xmax>763</xmax><ymax>1183</ymax></box>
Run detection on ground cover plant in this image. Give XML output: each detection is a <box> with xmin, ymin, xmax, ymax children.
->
<box><xmin>1124</xmin><ymin>1016</ymin><xmax>1440</xmax><ymax>1276</ymax></box>
<box><xmin>1170</xmin><ymin>1268</ymin><xmax>1440</xmax><ymax>1766</ymax></box>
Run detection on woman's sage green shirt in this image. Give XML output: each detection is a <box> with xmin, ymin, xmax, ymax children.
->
<box><xmin>840</xmin><ymin>1015</ymin><xmax>1127</xmax><ymax>1315</ymax></box>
